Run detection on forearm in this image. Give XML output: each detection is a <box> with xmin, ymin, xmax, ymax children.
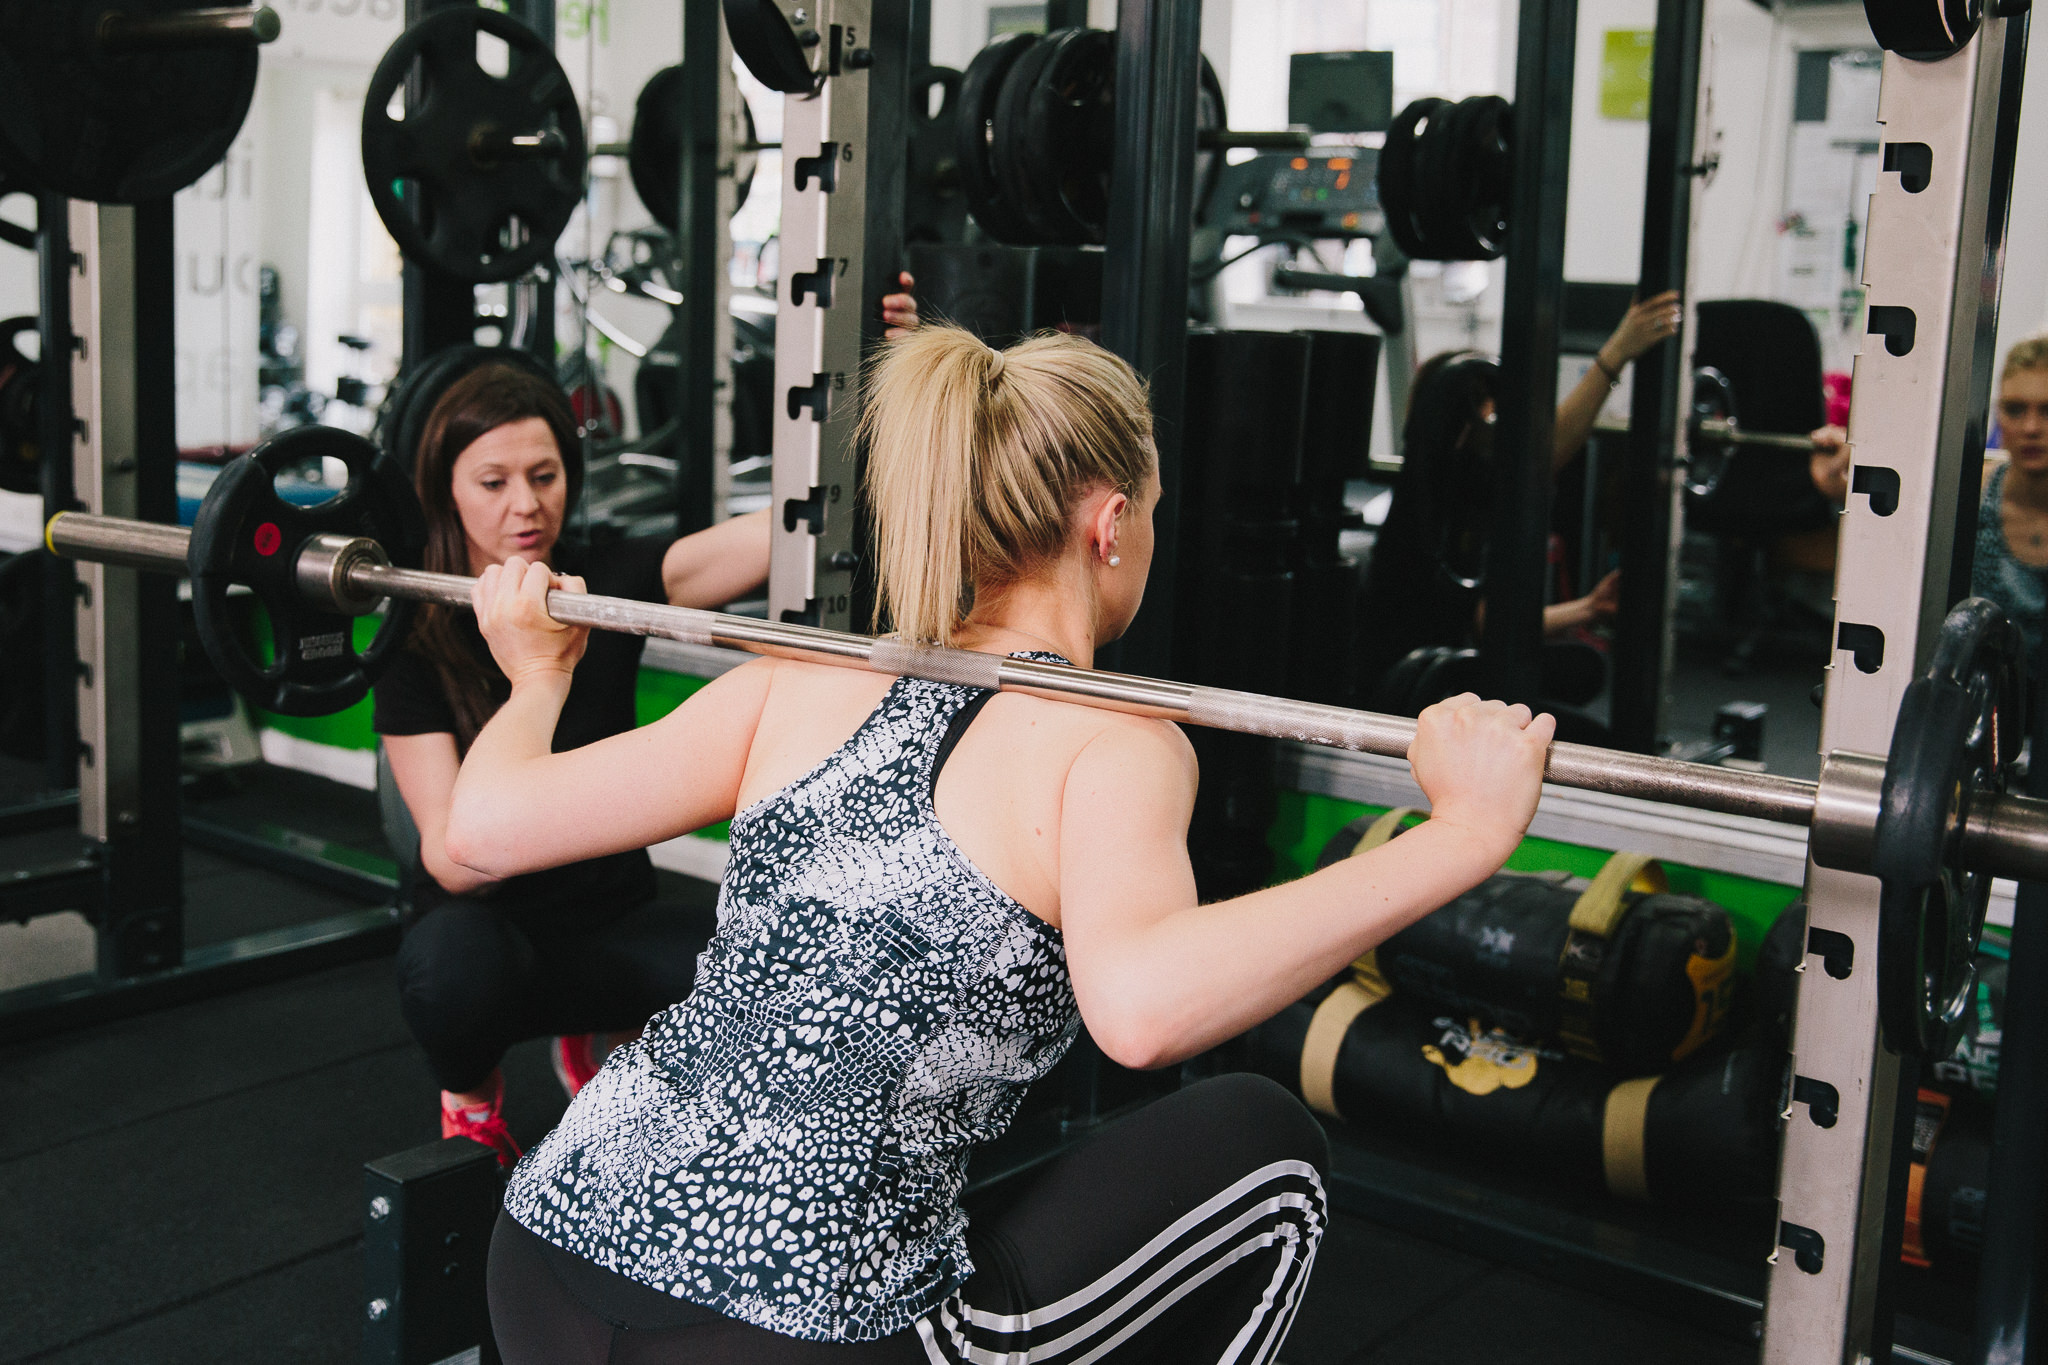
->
<box><xmin>1543</xmin><ymin>598</ymin><xmax>1591</xmax><ymax>635</ymax></box>
<box><xmin>444</xmin><ymin>672</ymin><xmax>573</xmax><ymax>873</ymax></box>
<box><xmin>664</xmin><ymin>508</ymin><xmax>771</xmax><ymax>608</ymax></box>
<box><xmin>1552</xmin><ymin>363</ymin><xmax>1613</xmax><ymax>473</ymax></box>
<box><xmin>1088</xmin><ymin>821</ymin><xmax>1507</xmax><ymax>1067</ymax></box>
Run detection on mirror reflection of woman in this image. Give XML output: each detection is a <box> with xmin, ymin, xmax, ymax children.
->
<box><xmin>1354</xmin><ymin>290</ymin><xmax>1682</xmax><ymax>710</ymax></box>
<box><xmin>1810</xmin><ymin>336</ymin><xmax>2048</xmax><ymax>669</ymax></box>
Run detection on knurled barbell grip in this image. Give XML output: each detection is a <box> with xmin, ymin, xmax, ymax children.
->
<box><xmin>97</xmin><ymin>6</ymin><xmax>281</xmax><ymax>52</ymax></box>
<box><xmin>41</xmin><ymin>509</ymin><xmax>2048</xmax><ymax>879</ymax></box>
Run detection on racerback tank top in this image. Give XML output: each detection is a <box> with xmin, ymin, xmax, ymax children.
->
<box><xmin>503</xmin><ymin>655</ymin><xmax>1082</xmax><ymax>1342</ymax></box>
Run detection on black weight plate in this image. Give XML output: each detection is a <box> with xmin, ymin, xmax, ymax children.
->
<box><xmin>1012</xmin><ymin>28</ymin><xmax>1113</xmax><ymax>244</ymax></box>
<box><xmin>991</xmin><ymin>31</ymin><xmax>1076</xmax><ymax>245</ymax></box>
<box><xmin>1377</xmin><ymin>98</ymin><xmax>1448</xmax><ymax>260</ymax></box>
<box><xmin>627</xmin><ymin>67</ymin><xmax>760</xmax><ymax>234</ymax></box>
<box><xmin>1410</xmin><ymin>94</ymin><xmax>1471</xmax><ymax>259</ymax></box>
<box><xmin>722</xmin><ymin>0</ymin><xmax>819</xmax><ymax>95</ymax></box>
<box><xmin>361</xmin><ymin>7</ymin><xmax>587</xmax><ymax>285</ymax></box>
<box><xmin>1450</xmin><ymin>96</ymin><xmax>1513</xmax><ymax>260</ymax></box>
<box><xmin>378</xmin><ymin>344</ymin><xmax>560</xmax><ymax>492</ymax></box>
<box><xmin>189</xmin><ymin>426</ymin><xmax>428</xmax><ymax>718</ymax></box>
<box><xmin>1865</xmin><ymin>0</ymin><xmax>1981</xmax><ymax>60</ymax></box>
<box><xmin>905</xmin><ymin>66</ymin><xmax>966</xmax><ymax>245</ymax></box>
<box><xmin>1872</xmin><ymin>596</ymin><xmax>2025</xmax><ymax>1056</ymax></box>
<box><xmin>0</xmin><ymin>316</ymin><xmax>35</xmax><ymax>495</ymax></box>
<box><xmin>955</xmin><ymin>33</ymin><xmax>1041</xmax><ymax>244</ymax></box>
<box><xmin>1685</xmin><ymin>365</ymin><xmax>1739</xmax><ymax>498</ymax></box>
<box><xmin>0</xmin><ymin>1</ymin><xmax>260</xmax><ymax>204</ymax></box>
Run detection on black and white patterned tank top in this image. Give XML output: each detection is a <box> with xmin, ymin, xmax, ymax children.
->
<box><xmin>503</xmin><ymin>656</ymin><xmax>1081</xmax><ymax>1342</ymax></box>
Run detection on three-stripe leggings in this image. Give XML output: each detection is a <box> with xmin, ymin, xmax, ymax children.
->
<box><xmin>488</xmin><ymin>1072</ymin><xmax>1330</xmax><ymax>1364</ymax></box>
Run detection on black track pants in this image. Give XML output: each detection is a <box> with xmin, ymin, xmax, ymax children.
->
<box><xmin>488</xmin><ymin>1072</ymin><xmax>1330</xmax><ymax>1363</ymax></box>
<box><xmin>395</xmin><ymin>896</ymin><xmax>715</xmax><ymax>1093</ymax></box>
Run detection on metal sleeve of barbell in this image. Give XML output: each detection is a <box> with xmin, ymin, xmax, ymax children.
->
<box><xmin>45</xmin><ymin>512</ymin><xmax>192</xmax><ymax>573</ymax></box>
<box><xmin>97</xmin><ymin>5</ymin><xmax>282</xmax><ymax>51</ymax></box>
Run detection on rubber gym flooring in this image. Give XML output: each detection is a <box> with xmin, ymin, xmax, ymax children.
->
<box><xmin>0</xmin><ymin>764</ymin><xmax>1761</xmax><ymax>1365</ymax></box>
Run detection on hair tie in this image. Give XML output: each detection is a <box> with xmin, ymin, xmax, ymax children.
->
<box><xmin>986</xmin><ymin>346</ymin><xmax>1006</xmax><ymax>381</ymax></box>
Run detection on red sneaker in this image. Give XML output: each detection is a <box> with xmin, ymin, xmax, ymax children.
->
<box><xmin>441</xmin><ymin>1073</ymin><xmax>521</xmax><ymax>1169</ymax></box>
<box><xmin>552</xmin><ymin>1034</ymin><xmax>604</xmax><ymax>1099</ymax></box>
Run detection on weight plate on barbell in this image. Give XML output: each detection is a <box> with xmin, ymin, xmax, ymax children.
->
<box><xmin>189</xmin><ymin>426</ymin><xmax>427</xmax><ymax>718</ymax></box>
<box><xmin>1445</xmin><ymin>95</ymin><xmax>1512</xmax><ymax>260</ymax></box>
<box><xmin>955</xmin><ymin>33</ymin><xmax>1043</xmax><ymax>245</ymax></box>
<box><xmin>1864</xmin><ymin>0</ymin><xmax>1982</xmax><ymax>61</ymax></box>
<box><xmin>0</xmin><ymin>0</ymin><xmax>261</xmax><ymax>204</ymax></box>
<box><xmin>1014</xmin><ymin>28</ymin><xmax>1116</xmax><ymax>245</ymax></box>
<box><xmin>991</xmin><ymin>30</ymin><xmax>1079</xmax><ymax>245</ymax></box>
<box><xmin>377</xmin><ymin>344</ymin><xmax>559</xmax><ymax>486</ymax></box>
<box><xmin>1871</xmin><ymin>596</ymin><xmax>2025</xmax><ymax>1058</ymax></box>
<box><xmin>1684</xmin><ymin>365</ymin><xmax>1739</xmax><ymax>499</ymax></box>
<box><xmin>360</xmin><ymin>7</ymin><xmax>587</xmax><ymax>285</ymax></box>
<box><xmin>1377</xmin><ymin>97</ymin><xmax>1449</xmax><ymax>261</ymax></box>
<box><xmin>627</xmin><ymin>65</ymin><xmax>759</xmax><ymax>234</ymax></box>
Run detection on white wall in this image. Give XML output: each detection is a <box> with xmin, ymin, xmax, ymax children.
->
<box><xmin>1562</xmin><ymin>0</ymin><xmax>1656</xmax><ymax>282</ymax></box>
<box><xmin>1994</xmin><ymin>26</ymin><xmax>2048</xmax><ymax>366</ymax></box>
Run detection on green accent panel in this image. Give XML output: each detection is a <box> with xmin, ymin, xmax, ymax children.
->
<box><xmin>1600</xmin><ymin>29</ymin><xmax>1656</xmax><ymax>120</ymax></box>
<box><xmin>635</xmin><ymin>671</ymin><xmax>729</xmax><ymax>841</ymax></box>
<box><xmin>244</xmin><ymin>606</ymin><xmax>382</xmax><ymax>749</ymax></box>
<box><xmin>636</xmin><ymin>669</ymin><xmax>711</xmax><ymax>725</ymax></box>
<box><xmin>1268</xmin><ymin>788</ymin><xmax>1802</xmax><ymax>971</ymax></box>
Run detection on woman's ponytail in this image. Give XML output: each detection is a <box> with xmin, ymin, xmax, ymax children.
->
<box><xmin>860</xmin><ymin>324</ymin><xmax>1154</xmax><ymax>645</ymax></box>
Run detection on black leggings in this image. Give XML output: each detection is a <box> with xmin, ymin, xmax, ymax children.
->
<box><xmin>395</xmin><ymin>896</ymin><xmax>716</xmax><ymax>1093</ymax></box>
<box><xmin>488</xmin><ymin>1072</ymin><xmax>1329</xmax><ymax>1363</ymax></box>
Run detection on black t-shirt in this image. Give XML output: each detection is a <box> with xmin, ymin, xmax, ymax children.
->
<box><xmin>1354</xmin><ymin>492</ymin><xmax>1482</xmax><ymax>697</ymax></box>
<box><xmin>373</xmin><ymin>535</ymin><xmax>669</xmax><ymax>919</ymax></box>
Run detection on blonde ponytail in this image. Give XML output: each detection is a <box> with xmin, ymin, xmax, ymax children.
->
<box><xmin>860</xmin><ymin>325</ymin><xmax>1154</xmax><ymax>645</ymax></box>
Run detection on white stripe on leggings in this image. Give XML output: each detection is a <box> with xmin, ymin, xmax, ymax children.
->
<box><xmin>921</xmin><ymin>1159</ymin><xmax>1327</xmax><ymax>1365</ymax></box>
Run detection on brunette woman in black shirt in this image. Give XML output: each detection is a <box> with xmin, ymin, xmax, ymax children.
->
<box><xmin>372</xmin><ymin>284</ymin><xmax>917</xmax><ymax>1162</ymax></box>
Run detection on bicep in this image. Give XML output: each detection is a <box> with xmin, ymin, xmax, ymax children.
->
<box><xmin>1056</xmin><ymin>724</ymin><xmax>1200</xmax><ymax>990</ymax></box>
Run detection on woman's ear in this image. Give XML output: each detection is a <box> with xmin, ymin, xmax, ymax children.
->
<box><xmin>1090</xmin><ymin>490</ymin><xmax>1129</xmax><ymax>563</ymax></box>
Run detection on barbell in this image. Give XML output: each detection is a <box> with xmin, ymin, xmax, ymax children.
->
<box><xmin>44</xmin><ymin>426</ymin><xmax>2047</xmax><ymax>1059</ymax></box>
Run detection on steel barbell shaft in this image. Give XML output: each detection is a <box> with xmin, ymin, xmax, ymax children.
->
<box><xmin>1591</xmin><ymin>415</ymin><xmax>1820</xmax><ymax>454</ymax></box>
<box><xmin>97</xmin><ymin>5</ymin><xmax>281</xmax><ymax>51</ymax></box>
<box><xmin>44</xmin><ymin>511</ymin><xmax>2048</xmax><ymax>875</ymax></box>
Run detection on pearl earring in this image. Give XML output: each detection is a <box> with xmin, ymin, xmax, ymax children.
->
<box><xmin>1108</xmin><ymin>555</ymin><xmax>1121</xmax><ymax>567</ymax></box>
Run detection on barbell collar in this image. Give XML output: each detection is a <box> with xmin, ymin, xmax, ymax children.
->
<box><xmin>296</xmin><ymin>533</ymin><xmax>391</xmax><ymax>617</ymax></box>
<box><xmin>97</xmin><ymin>5</ymin><xmax>282</xmax><ymax>52</ymax></box>
<box><xmin>1808</xmin><ymin>750</ymin><xmax>1888</xmax><ymax>873</ymax></box>
<box><xmin>44</xmin><ymin>508</ymin><xmax>2048</xmax><ymax>883</ymax></box>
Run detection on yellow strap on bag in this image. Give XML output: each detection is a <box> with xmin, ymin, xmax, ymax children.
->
<box><xmin>1299</xmin><ymin>972</ymin><xmax>1391</xmax><ymax>1120</ymax></box>
<box><xmin>1601</xmin><ymin>1074</ymin><xmax>1663</xmax><ymax>1201</ymax></box>
<box><xmin>1557</xmin><ymin>851</ymin><xmax>1666</xmax><ymax>1060</ymax></box>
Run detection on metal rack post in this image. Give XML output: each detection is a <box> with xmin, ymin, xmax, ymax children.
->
<box><xmin>1763</xmin><ymin>12</ymin><xmax>2028</xmax><ymax>1359</ymax></box>
<box><xmin>1480</xmin><ymin>0</ymin><xmax>1577</xmax><ymax>705</ymax></box>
